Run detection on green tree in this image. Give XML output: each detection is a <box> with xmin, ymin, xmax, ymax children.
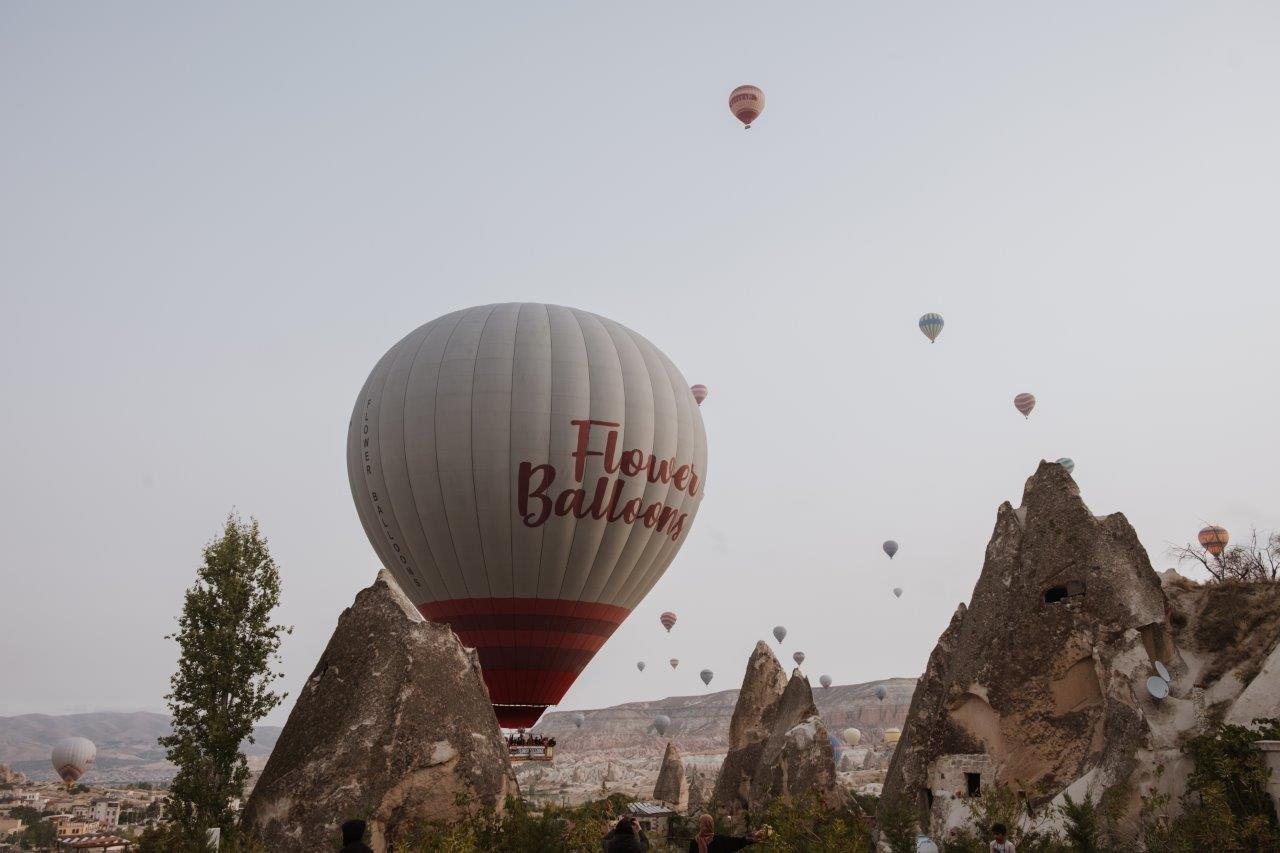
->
<box><xmin>157</xmin><ymin>513</ymin><xmax>290</xmax><ymax>849</ymax></box>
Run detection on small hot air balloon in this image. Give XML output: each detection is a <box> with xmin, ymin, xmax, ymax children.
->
<box><xmin>884</xmin><ymin>727</ymin><xmax>902</xmax><ymax>745</ymax></box>
<box><xmin>669</xmin><ymin>658</ymin><xmax>680</xmax><ymax>670</ymax></box>
<box><xmin>1057</xmin><ymin>457</ymin><xmax>1075</xmax><ymax>474</ymax></box>
<box><xmin>571</xmin><ymin>712</ymin><xmax>585</xmax><ymax>728</ymax></box>
<box><xmin>875</xmin><ymin>685</ymin><xmax>887</xmax><ymax>702</ymax></box>
<box><xmin>883</xmin><ymin>540</ymin><xmax>898</xmax><ymax>559</ymax></box>
<box><xmin>690</xmin><ymin>384</ymin><xmax>709</xmax><ymax>405</ymax></box>
<box><xmin>842</xmin><ymin>727</ymin><xmax>862</xmax><ymax>746</ymax></box>
<box><xmin>729</xmin><ymin>85</ymin><xmax>765</xmax><ymax>129</ymax></box>
<box><xmin>637</xmin><ymin>661</ymin><xmax>646</xmax><ymax>672</ymax></box>
<box><xmin>653</xmin><ymin>714</ymin><xmax>671</xmax><ymax>736</ymax></box>
<box><xmin>700</xmin><ymin>669</ymin><xmax>714</xmax><ymax>686</ymax></box>
<box><xmin>893</xmin><ymin>587</ymin><xmax>903</xmax><ymax>598</ymax></box>
<box><xmin>792</xmin><ymin>651</ymin><xmax>805</xmax><ymax>666</ymax></box>
<box><xmin>918</xmin><ymin>313</ymin><xmax>944</xmax><ymax>343</ymax></box>
<box><xmin>819</xmin><ymin>674</ymin><xmax>833</xmax><ymax>689</ymax></box>
<box><xmin>51</xmin><ymin>737</ymin><xmax>96</xmax><ymax>787</ymax></box>
<box><xmin>1198</xmin><ymin>525</ymin><xmax>1229</xmax><ymax>556</ymax></box>
<box><xmin>772</xmin><ymin>625</ymin><xmax>787</xmax><ymax>644</ymax></box>
<box><xmin>1014</xmin><ymin>393</ymin><xmax>1036</xmax><ymax>418</ymax></box>
<box><xmin>660</xmin><ymin>611</ymin><xmax>677</xmax><ymax>632</ymax></box>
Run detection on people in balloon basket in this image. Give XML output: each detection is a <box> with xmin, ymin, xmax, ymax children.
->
<box><xmin>689</xmin><ymin>813</ymin><xmax>768</xmax><ymax>852</ymax></box>
<box><xmin>602</xmin><ymin>815</ymin><xmax>650</xmax><ymax>852</ymax></box>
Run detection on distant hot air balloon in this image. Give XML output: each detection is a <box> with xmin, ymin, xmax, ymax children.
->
<box><xmin>1057</xmin><ymin>457</ymin><xmax>1075</xmax><ymax>474</ymax></box>
<box><xmin>893</xmin><ymin>587</ymin><xmax>903</xmax><ymax>599</ymax></box>
<box><xmin>842</xmin><ymin>727</ymin><xmax>862</xmax><ymax>746</ymax></box>
<box><xmin>875</xmin><ymin>685</ymin><xmax>887</xmax><ymax>702</ymax></box>
<box><xmin>918</xmin><ymin>313</ymin><xmax>944</xmax><ymax>343</ymax></box>
<box><xmin>653</xmin><ymin>714</ymin><xmax>671</xmax><ymax>736</ymax></box>
<box><xmin>883</xmin><ymin>540</ymin><xmax>898</xmax><ymax>559</ymax></box>
<box><xmin>51</xmin><ymin>737</ymin><xmax>95</xmax><ymax>786</ymax></box>
<box><xmin>670</xmin><ymin>658</ymin><xmax>680</xmax><ymax>670</ymax></box>
<box><xmin>884</xmin><ymin>727</ymin><xmax>902</xmax><ymax>745</ymax></box>
<box><xmin>1199</xmin><ymin>525</ymin><xmax>1230</xmax><ymax>556</ymax></box>
<box><xmin>773</xmin><ymin>625</ymin><xmax>787</xmax><ymax>644</ymax></box>
<box><xmin>571</xmin><ymin>712</ymin><xmax>585</xmax><ymax>729</ymax></box>
<box><xmin>1014</xmin><ymin>393</ymin><xmax>1036</xmax><ymax>418</ymax></box>
<box><xmin>729</xmin><ymin>85</ymin><xmax>765</xmax><ymax>129</ymax></box>
<box><xmin>792</xmin><ymin>651</ymin><xmax>805</xmax><ymax>666</ymax></box>
<box><xmin>347</xmin><ymin>304</ymin><xmax>708</xmax><ymax>729</ymax></box>
<box><xmin>690</xmin><ymin>385</ymin><xmax>709</xmax><ymax>405</ymax></box>
<box><xmin>637</xmin><ymin>661</ymin><xmax>646</xmax><ymax>672</ymax></box>
<box><xmin>700</xmin><ymin>669</ymin><xmax>714</xmax><ymax>685</ymax></box>
<box><xmin>819</xmin><ymin>674</ymin><xmax>833</xmax><ymax>689</ymax></box>
<box><xmin>660</xmin><ymin>611</ymin><xmax>678</xmax><ymax>632</ymax></box>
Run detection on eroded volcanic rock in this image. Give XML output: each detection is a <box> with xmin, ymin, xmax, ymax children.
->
<box><xmin>652</xmin><ymin>740</ymin><xmax>688</xmax><ymax>809</ymax></box>
<box><xmin>242</xmin><ymin>571</ymin><xmax>517</xmax><ymax>852</ymax></box>
<box><xmin>883</xmin><ymin>462</ymin><xmax>1280</xmax><ymax>839</ymax></box>
<box><xmin>0</xmin><ymin>763</ymin><xmax>26</xmax><ymax>786</ymax></box>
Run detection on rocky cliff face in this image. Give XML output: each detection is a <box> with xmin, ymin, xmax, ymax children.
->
<box><xmin>883</xmin><ymin>462</ymin><xmax>1280</xmax><ymax>840</ymax></box>
<box><xmin>242</xmin><ymin>572</ymin><xmax>517</xmax><ymax>852</ymax></box>
<box><xmin>652</xmin><ymin>740</ymin><xmax>688</xmax><ymax>809</ymax></box>
<box><xmin>710</xmin><ymin>644</ymin><xmax>843</xmax><ymax>817</ymax></box>
<box><xmin>0</xmin><ymin>763</ymin><xmax>26</xmax><ymax>786</ymax></box>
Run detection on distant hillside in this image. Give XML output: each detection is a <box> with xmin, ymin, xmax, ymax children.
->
<box><xmin>0</xmin><ymin>711</ymin><xmax>280</xmax><ymax>783</ymax></box>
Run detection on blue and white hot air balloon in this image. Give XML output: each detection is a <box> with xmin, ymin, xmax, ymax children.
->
<box><xmin>1056</xmin><ymin>457</ymin><xmax>1075</xmax><ymax>474</ymax></box>
<box><xmin>918</xmin><ymin>313</ymin><xmax>944</xmax><ymax>343</ymax></box>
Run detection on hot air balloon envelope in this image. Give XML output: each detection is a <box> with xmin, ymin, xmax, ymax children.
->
<box><xmin>700</xmin><ymin>669</ymin><xmax>714</xmax><ymax>685</ymax></box>
<box><xmin>819</xmin><ymin>674</ymin><xmax>832</xmax><ymax>689</ymax></box>
<box><xmin>729</xmin><ymin>85</ymin><xmax>765</xmax><ymax>128</ymax></box>
<box><xmin>1198</xmin><ymin>525</ymin><xmax>1229</xmax><ymax>556</ymax></box>
<box><xmin>637</xmin><ymin>661</ymin><xmax>646</xmax><ymax>672</ymax></box>
<box><xmin>893</xmin><ymin>587</ymin><xmax>903</xmax><ymax>598</ymax></box>
<box><xmin>918</xmin><ymin>313</ymin><xmax>944</xmax><ymax>343</ymax></box>
<box><xmin>660</xmin><ymin>611</ymin><xmax>678</xmax><ymax>632</ymax></box>
<box><xmin>1014</xmin><ymin>393</ymin><xmax>1036</xmax><ymax>417</ymax></box>
<box><xmin>653</xmin><ymin>714</ymin><xmax>671</xmax><ymax>735</ymax></box>
<box><xmin>571</xmin><ymin>712</ymin><xmax>585</xmax><ymax>728</ymax></box>
<box><xmin>772</xmin><ymin>625</ymin><xmax>787</xmax><ymax>644</ymax></box>
<box><xmin>669</xmin><ymin>658</ymin><xmax>680</xmax><ymax>670</ymax></box>
<box><xmin>347</xmin><ymin>303</ymin><xmax>708</xmax><ymax>728</ymax></box>
<box><xmin>842</xmin><ymin>727</ymin><xmax>862</xmax><ymax>746</ymax></box>
<box><xmin>884</xmin><ymin>727</ymin><xmax>902</xmax><ymax>745</ymax></box>
<box><xmin>875</xmin><ymin>685</ymin><xmax>887</xmax><ymax>701</ymax></box>
<box><xmin>1056</xmin><ymin>457</ymin><xmax>1075</xmax><ymax>474</ymax></box>
<box><xmin>792</xmin><ymin>651</ymin><xmax>805</xmax><ymax>666</ymax></box>
<box><xmin>690</xmin><ymin>385</ymin><xmax>709</xmax><ymax>405</ymax></box>
<box><xmin>51</xmin><ymin>737</ymin><xmax>96</xmax><ymax>786</ymax></box>
<box><xmin>883</xmin><ymin>540</ymin><xmax>898</xmax><ymax>559</ymax></box>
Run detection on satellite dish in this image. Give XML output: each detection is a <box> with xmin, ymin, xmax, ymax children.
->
<box><xmin>1154</xmin><ymin>661</ymin><xmax>1171</xmax><ymax>682</ymax></box>
<box><xmin>1146</xmin><ymin>676</ymin><xmax>1169</xmax><ymax>700</ymax></box>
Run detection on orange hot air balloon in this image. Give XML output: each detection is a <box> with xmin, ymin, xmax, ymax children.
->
<box><xmin>660</xmin><ymin>611</ymin><xmax>677</xmax><ymax>632</ymax></box>
<box><xmin>1198</xmin><ymin>525</ymin><xmax>1229</xmax><ymax>556</ymax></box>
<box><xmin>729</xmin><ymin>85</ymin><xmax>765</xmax><ymax>129</ymax></box>
<box><xmin>690</xmin><ymin>385</ymin><xmax>709</xmax><ymax>406</ymax></box>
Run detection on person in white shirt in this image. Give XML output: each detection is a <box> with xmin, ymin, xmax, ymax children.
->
<box><xmin>989</xmin><ymin>822</ymin><xmax>1015</xmax><ymax>852</ymax></box>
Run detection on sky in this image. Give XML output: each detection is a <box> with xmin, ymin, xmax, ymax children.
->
<box><xmin>1</xmin><ymin>2</ymin><xmax>1278</xmax><ymax>724</ymax></box>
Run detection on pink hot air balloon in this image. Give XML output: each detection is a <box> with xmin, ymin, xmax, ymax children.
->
<box><xmin>690</xmin><ymin>385</ymin><xmax>709</xmax><ymax>406</ymax></box>
<box><xmin>1014</xmin><ymin>393</ymin><xmax>1036</xmax><ymax>418</ymax></box>
<box><xmin>729</xmin><ymin>85</ymin><xmax>765</xmax><ymax>129</ymax></box>
<box><xmin>660</xmin><ymin>611</ymin><xmax>677</xmax><ymax>632</ymax></box>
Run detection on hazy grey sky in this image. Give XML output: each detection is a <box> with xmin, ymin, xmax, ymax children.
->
<box><xmin>2</xmin><ymin>3</ymin><xmax>1277</xmax><ymax>724</ymax></box>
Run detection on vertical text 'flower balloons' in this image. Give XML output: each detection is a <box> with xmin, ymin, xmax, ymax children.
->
<box><xmin>51</xmin><ymin>737</ymin><xmax>95</xmax><ymax>786</ymax></box>
<box><xmin>1014</xmin><ymin>393</ymin><xmax>1036</xmax><ymax>418</ymax></box>
<box><xmin>690</xmin><ymin>385</ymin><xmax>708</xmax><ymax>406</ymax></box>
<box><xmin>883</xmin><ymin>540</ymin><xmax>898</xmax><ymax>559</ymax></box>
<box><xmin>1198</xmin><ymin>525</ymin><xmax>1230</xmax><ymax>556</ymax></box>
<box><xmin>773</xmin><ymin>625</ymin><xmax>787</xmax><ymax>644</ymax></box>
<box><xmin>637</xmin><ymin>661</ymin><xmax>646</xmax><ymax>672</ymax></box>
<box><xmin>819</xmin><ymin>674</ymin><xmax>833</xmax><ymax>689</ymax></box>
<box><xmin>653</xmin><ymin>714</ymin><xmax>671</xmax><ymax>736</ymax></box>
<box><xmin>918</xmin><ymin>313</ymin><xmax>944</xmax><ymax>343</ymax></box>
<box><xmin>792</xmin><ymin>651</ymin><xmax>805</xmax><ymax>666</ymax></box>
<box><xmin>670</xmin><ymin>658</ymin><xmax>680</xmax><ymax>670</ymax></box>
<box><xmin>700</xmin><ymin>669</ymin><xmax>714</xmax><ymax>686</ymax></box>
<box><xmin>729</xmin><ymin>85</ymin><xmax>765</xmax><ymax>129</ymax></box>
<box><xmin>660</xmin><ymin>611</ymin><xmax>677</xmax><ymax>632</ymax></box>
<box><xmin>347</xmin><ymin>304</ymin><xmax>708</xmax><ymax>728</ymax></box>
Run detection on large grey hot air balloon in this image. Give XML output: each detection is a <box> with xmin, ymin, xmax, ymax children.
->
<box><xmin>772</xmin><ymin>625</ymin><xmax>787</xmax><ymax>644</ymax></box>
<box><xmin>700</xmin><ymin>669</ymin><xmax>714</xmax><ymax>685</ymax></box>
<box><xmin>347</xmin><ymin>304</ymin><xmax>708</xmax><ymax>728</ymax></box>
<box><xmin>51</xmin><ymin>737</ymin><xmax>96</xmax><ymax>786</ymax></box>
<box><xmin>882</xmin><ymin>540</ymin><xmax>898</xmax><ymax>559</ymax></box>
<box><xmin>571</xmin><ymin>712</ymin><xmax>585</xmax><ymax>728</ymax></box>
<box><xmin>819</xmin><ymin>674</ymin><xmax>833</xmax><ymax>689</ymax></box>
<box><xmin>653</xmin><ymin>714</ymin><xmax>672</xmax><ymax>736</ymax></box>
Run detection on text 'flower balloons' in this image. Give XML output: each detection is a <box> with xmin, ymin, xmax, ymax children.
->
<box><xmin>918</xmin><ymin>313</ymin><xmax>944</xmax><ymax>343</ymax></box>
<box><xmin>347</xmin><ymin>303</ymin><xmax>708</xmax><ymax>728</ymax></box>
<box><xmin>729</xmin><ymin>85</ymin><xmax>765</xmax><ymax>129</ymax></box>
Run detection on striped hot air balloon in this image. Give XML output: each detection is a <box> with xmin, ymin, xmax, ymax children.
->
<box><xmin>347</xmin><ymin>303</ymin><xmax>707</xmax><ymax>728</ymax></box>
<box><xmin>1198</xmin><ymin>525</ymin><xmax>1229</xmax><ymax>556</ymax></box>
<box><xmin>51</xmin><ymin>737</ymin><xmax>96</xmax><ymax>786</ymax></box>
<box><xmin>690</xmin><ymin>385</ymin><xmax>709</xmax><ymax>405</ymax></box>
<box><xmin>669</xmin><ymin>658</ymin><xmax>680</xmax><ymax>670</ymax></box>
<box><xmin>792</xmin><ymin>651</ymin><xmax>805</xmax><ymax>666</ymax></box>
<box><xmin>1014</xmin><ymin>393</ymin><xmax>1036</xmax><ymax>418</ymax></box>
<box><xmin>660</xmin><ymin>611</ymin><xmax>677</xmax><ymax>632</ymax></box>
<box><xmin>918</xmin><ymin>313</ymin><xmax>944</xmax><ymax>343</ymax></box>
<box><xmin>729</xmin><ymin>85</ymin><xmax>765</xmax><ymax>128</ymax></box>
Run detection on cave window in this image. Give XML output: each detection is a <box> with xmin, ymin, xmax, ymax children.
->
<box><xmin>1044</xmin><ymin>586</ymin><xmax>1069</xmax><ymax>604</ymax></box>
<box><xmin>965</xmin><ymin>772</ymin><xmax>981</xmax><ymax>797</ymax></box>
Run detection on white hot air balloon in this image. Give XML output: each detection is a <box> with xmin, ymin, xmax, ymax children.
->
<box><xmin>347</xmin><ymin>304</ymin><xmax>708</xmax><ymax>729</ymax></box>
<box><xmin>51</xmin><ymin>737</ymin><xmax>96</xmax><ymax>786</ymax></box>
<box><xmin>819</xmin><ymin>674</ymin><xmax>833</xmax><ymax>689</ymax></box>
<box><xmin>772</xmin><ymin>625</ymin><xmax>787</xmax><ymax>644</ymax></box>
<box><xmin>571</xmin><ymin>712</ymin><xmax>585</xmax><ymax>728</ymax></box>
<box><xmin>841</xmin><ymin>727</ymin><xmax>862</xmax><ymax>746</ymax></box>
<box><xmin>700</xmin><ymin>668</ymin><xmax>714</xmax><ymax>685</ymax></box>
<box><xmin>653</xmin><ymin>714</ymin><xmax>672</xmax><ymax>736</ymax></box>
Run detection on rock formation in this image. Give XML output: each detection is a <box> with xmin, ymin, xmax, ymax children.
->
<box><xmin>883</xmin><ymin>462</ymin><xmax>1280</xmax><ymax>841</ymax></box>
<box><xmin>710</xmin><ymin>643</ymin><xmax>843</xmax><ymax>816</ymax></box>
<box><xmin>0</xmin><ymin>763</ymin><xmax>26</xmax><ymax>786</ymax></box>
<box><xmin>652</xmin><ymin>740</ymin><xmax>688</xmax><ymax>809</ymax></box>
<box><xmin>687</xmin><ymin>768</ymin><xmax>707</xmax><ymax>812</ymax></box>
<box><xmin>242</xmin><ymin>571</ymin><xmax>517</xmax><ymax>852</ymax></box>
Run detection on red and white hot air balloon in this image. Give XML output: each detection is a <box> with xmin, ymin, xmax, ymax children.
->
<box><xmin>1198</xmin><ymin>525</ymin><xmax>1229</xmax><ymax>556</ymax></box>
<box><xmin>347</xmin><ymin>303</ymin><xmax>708</xmax><ymax>728</ymax></box>
<box><xmin>690</xmin><ymin>385</ymin><xmax>708</xmax><ymax>406</ymax></box>
<box><xmin>51</xmin><ymin>738</ymin><xmax>95</xmax><ymax>787</ymax></box>
<box><xmin>1014</xmin><ymin>393</ymin><xmax>1036</xmax><ymax>418</ymax></box>
<box><xmin>660</xmin><ymin>611</ymin><xmax>677</xmax><ymax>632</ymax></box>
<box><xmin>729</xmin><ymin>85</ymin><xmax>765</xmax><ymax>129</ymax></box>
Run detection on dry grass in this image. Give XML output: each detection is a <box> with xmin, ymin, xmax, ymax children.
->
<box><xmin>1192</xmin><ymin>582</ymin><xmax>1280</xmax><ymax>687</ymax></box>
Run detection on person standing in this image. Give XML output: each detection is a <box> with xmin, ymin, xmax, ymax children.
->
<box><xmin>688</xmin><ymin>814</ymin><xmax>763</xmax><ymax>853</ymax></box>
<box><xmin>602</xmin><ymin>815</ymin><xmax>650</xmax><ymax>852</ymax></box>
<box><xmin>989</xmin><ymin>823</ymin><xmax>1016</xmax><ymax>853</ymax></box>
